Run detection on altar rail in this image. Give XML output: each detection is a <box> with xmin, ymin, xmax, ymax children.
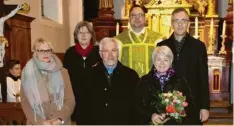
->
<box><xmin>0</xmin><ymin>103</ymin><xmax>26</xmax><ymax>125</ymax></box>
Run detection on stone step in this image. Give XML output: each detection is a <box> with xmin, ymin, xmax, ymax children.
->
<box><xmin>210</xmin><ymin>100</ymin><xmax>231</xmax><ymax>108</ymax></box>
<box><xmin>205</xmin><ymin>118</ymin><xmax>233</xmax><ymax>125</ymax></box>
<box><xmin>209</xmin><ymin>112</ymin><xmax>233</xmax><ymax>119</ymax></box>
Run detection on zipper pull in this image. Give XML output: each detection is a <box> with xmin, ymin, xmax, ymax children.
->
<box><xmin>83</xmin><ymin>62</ymin><xmax>86</xmax><ymax>68</ymax></box>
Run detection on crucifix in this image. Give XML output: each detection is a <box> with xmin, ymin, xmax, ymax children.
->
<box><xmin>0</xmin><ymin>0</ymin><xmax>22</xmax><ymax>67</ymax></box>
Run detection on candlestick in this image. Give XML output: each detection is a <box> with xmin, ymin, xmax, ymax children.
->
<box><xmin>219</xmin><ymin>34</ymin><xmax>227</xmax><ymax>54</ymax></box>
<box><xmin>116</xmin><ymin>22</ymin><xmax>119</xmax><ymax>36</ymax></box>
<box><xmin>207</xmin><ymin>18</ymin><xmax>214</xmax><ymax>54</ymax></box>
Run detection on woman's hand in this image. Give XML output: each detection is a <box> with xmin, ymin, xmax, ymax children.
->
<box><xmin>51</xmin><ymin>118</ymin><xmax>62</xmax><ymax>125</ymax></box>
<box><xmin>41</xmin><ymin>120</ymin><xmax>53</xmax><ymax>125</ymax></box>
<box><xmin>41</xmin><ymin>118</ymin><xmax>61</xmax><ymax>125</ymax></box>
<box><xmin>151</xmin><ymin>113</ymin><xmax>169</xmax><ymax>125</ymax></box>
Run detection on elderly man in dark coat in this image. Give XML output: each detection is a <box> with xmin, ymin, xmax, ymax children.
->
<box><xmin>87</xmin><ymin>37</ymin><xmax>140</xmax><ymax>125</ymax></box>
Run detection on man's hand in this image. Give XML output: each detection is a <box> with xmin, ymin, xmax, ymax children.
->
<box><xmin>200</xmin><ymin>109</ymin><xmax>209</xmax><ymax>122</ymax></box>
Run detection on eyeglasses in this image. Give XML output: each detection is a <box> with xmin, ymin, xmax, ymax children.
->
<box><xmin>130</xmin><ymin>13</ymin><xmax>145</xmax><ymax>19</ymax></box>
<box><xmin>78</xmin><ymin>32</ymin><xmax>90</xmax><ymax>36</ymax></box>
<box><xmin>172</xmin><ymin>19</ymin><xmax>189</xmax><ymax>24</ymax></box>
<box><xmin>37</xmin><ymin>49</ymin><xmax>52</xmax><ymax>54</ymax></box>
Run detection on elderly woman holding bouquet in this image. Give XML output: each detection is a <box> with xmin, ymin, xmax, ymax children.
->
<box><xmin>20</xmin><ymin>38</ymin><xmax>75</xmax><ymax>125</ymax></box>
<box><xmin>134</xmin><ymin>46</ymin><xmax>195</xmax><ymax>125</ymax></box>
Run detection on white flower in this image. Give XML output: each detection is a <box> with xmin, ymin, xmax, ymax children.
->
<box><xmin>165</xmin><ymin>99</ymin><xmax>169</xmax><ymax>102</ymax></box>
<box><xmin>177</xmin><ymin>100</ymin><xmax>181</xmax><ymax>104</ymax></box>
<box><xmin>168</xmin><ymin>93</ymin><xmax>173</xmax><ymax>97</ymax></box>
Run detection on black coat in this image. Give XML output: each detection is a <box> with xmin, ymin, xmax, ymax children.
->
<box><xmin>157</xmin><ymin>33</ymin><xmax>210</xmax><ymax>124</ymax></box>
<box><xmin>134</xmin><ymin>70</ymin><xmax>196</xmax><ymax>125</ymax></box>
<box><xmin>63</xmin><ymin>45</ymin><xmax>101</xmax><ymax>124</ymax></box>
<box><xmin>88</xmin><ymin>62</ymin><xmax>140</xmax><ymax>125</ymax></box>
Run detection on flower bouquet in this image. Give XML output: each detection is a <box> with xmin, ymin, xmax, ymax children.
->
<box><xmin>151</xmin><ymin>90</ymin><xmax>188</xmax><ymax>124</ymax></box>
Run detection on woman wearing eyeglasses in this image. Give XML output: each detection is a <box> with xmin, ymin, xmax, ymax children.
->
<box><xmin>20</xmin><ymin>38</ymin><xmax>75</xmax><ymax>125</ymax></box>
<box><xmin>63</xmin><ymin>21</ymin><xmax>101</xmax><ymax>125</ymax></box>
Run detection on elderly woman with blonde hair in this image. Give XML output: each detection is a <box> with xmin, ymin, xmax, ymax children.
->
<box><xmin>20</xmin><ymin>38</ymin><xmax>75</xmax><ymax>125</ymax></box>
<box><xmin>134</xmin><ymin>46</ymin><xmax>195</xmax><ymax>125</ymax></box>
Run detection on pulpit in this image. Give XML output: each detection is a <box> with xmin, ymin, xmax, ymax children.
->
<box><xmin>0</xmin><ymin>3</ymin><xmax>34</xmax><ymax>102</ymax></box>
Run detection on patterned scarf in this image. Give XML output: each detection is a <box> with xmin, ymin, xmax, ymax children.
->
<box><xmin>154</xmin><ymin>68</ymin><xmax>175</xmax><ymax>90</ymax></box>
<box><xmin>21</xmin><ymin>54</ymin><xmax>64</xmax><ymax>121</ymax></box>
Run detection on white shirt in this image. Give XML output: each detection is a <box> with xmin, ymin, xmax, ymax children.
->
<box><xmin>7</xmin><ymin>77</ymin><xmax>21</xmax><ymax>102</ymax></box>
<box><xmin>130</xmin><ymin>27</ymin><xmax>146</xmax><ymax>36</ymax></box>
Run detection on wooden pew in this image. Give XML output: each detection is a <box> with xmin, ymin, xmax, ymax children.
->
<box><xmin>0</xmin><ymin>103</ymin><xmax>26</xmax><ymax>125</ymax></box>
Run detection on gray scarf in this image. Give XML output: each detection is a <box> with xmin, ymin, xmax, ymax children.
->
<box><xmin>21</xmin><ymin>54</ymin><xmax>64</xmax><ymax>121</ymax></box>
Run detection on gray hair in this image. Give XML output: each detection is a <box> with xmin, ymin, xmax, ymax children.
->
<box><xmin>32</xmin><ymin>38</ymin><xmax>53</xmax><ymax>52</ymax></box>
<box><xmin>152</xmin><ymin>46</ymin><xmax>174</xmax><ymax>65</ymax></box>
<box><xmin>99</xmin><ymin>37</ymin><xmax>120</xmax><ymax>51</ymax></box>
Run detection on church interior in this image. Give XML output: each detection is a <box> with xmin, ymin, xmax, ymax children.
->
<box><xmin>0</xmin><ymin>0</ymin><xmax>233</xmax><ymax>125</ymax></box>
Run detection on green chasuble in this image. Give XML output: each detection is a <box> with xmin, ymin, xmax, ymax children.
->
<box><xmin>115</xmin><ymin>28</ymin><xmax>164</xmax><ymax>77</ymax></box>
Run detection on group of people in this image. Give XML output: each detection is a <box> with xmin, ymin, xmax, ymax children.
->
<box><xmin>6</xmin><ymin>4</ymin><xmax>209</xmax><ymax>125</ymax></box>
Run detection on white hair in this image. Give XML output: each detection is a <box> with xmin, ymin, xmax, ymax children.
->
<box><xmin>152</xmin><ymin>46</ymin><xmax>174</xmax><ymax>65</ymax></box>
<box><xmin>99</xmin><ymin>37</ymin><xmax>120</xmax><ymax>51</ymax></box>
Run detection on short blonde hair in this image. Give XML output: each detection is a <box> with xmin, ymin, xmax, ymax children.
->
<box><xmin>32</xmin><ymin>38</ymin><xmax>53</xmax><ymax>52</ymax></box>
<box><xmin>152</xmin><ymin>46</ymin><xmax>174</xmax><ymax>64</ymax></box>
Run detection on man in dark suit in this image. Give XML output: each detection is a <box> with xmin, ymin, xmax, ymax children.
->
<box><xmin>88</xmin><ymin>37</ymin><xmax>140</xmax><ymax>125</ymax></box>
<box><xmin>157</xmin><ymin>7</ymin><xmax>210</xmax><ymax>124</ymax></box>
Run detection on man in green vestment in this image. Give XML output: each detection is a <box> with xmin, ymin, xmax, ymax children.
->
<box><xmin>115</xmin><ymin>4</ymin><xmax>164</xmax><ymax>77</ymax></box>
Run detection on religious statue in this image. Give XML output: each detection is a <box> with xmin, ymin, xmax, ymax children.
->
<box><xmin>0</xmin><ymin>4</ymin><xmax>22</xmax><ymax>67</ymax></box>
<box><xmin>99</xmin><ymin>0</ymin><xmax>113</xmax><ymax>9</ymax></box>
<box><xmin>194</xmin><ymin>0</ymin><xmax>207</xmax><ymax>16</ymax></box>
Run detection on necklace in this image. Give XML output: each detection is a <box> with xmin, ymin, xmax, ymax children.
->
<box><xmin>128</xmin><ymin>29</ymin><xmax>148</xmax><ymax>44</ymax></box>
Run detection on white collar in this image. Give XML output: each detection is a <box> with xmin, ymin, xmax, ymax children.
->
<box><xmin>130</xmin><ymin>27</ymin><xmax>146</xmax><ymax>36</ymax></box>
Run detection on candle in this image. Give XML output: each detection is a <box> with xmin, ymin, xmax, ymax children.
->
<box><xmin>210</xmin><ymin>18</ymin><xmax>213</xmax><ymax>39</ymax></box>
<box><xmin>195</xmin><ymin>17</ymin><xmax>199</xmax><ymax>36</ymax></box>
<box><xmin>116</xmin><ymin>22</ymin><xmax>119</xmax><ymax>35</ymax></box>
<box><xmin>127</xmin><ymin>21</ymin><xmax>130</xmax><ymax>29</ymax></box>
<box><xmin>222</xmin><ymin>20</ymin><xmax>226</xmax><ymax>36</ymax></box>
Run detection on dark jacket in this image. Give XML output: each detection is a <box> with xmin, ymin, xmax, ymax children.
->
<box><xmin>63</xmin><ymin>45</ymin><xmax>101</xmax><ymax>124</ymax></box>
<box><xmin>134</xmin><ymin>69</ymin><xmax>195</xmax><ymax>125</ymax></box>
<box><xmin>157</xmin><ymin>33</ymin><xmax>210</xmax><ymax>124</ymax></box>
<box><xmin>88</xmin><ymin>62</ymin><xmax>140</xmax><ymax>125</ymax></box>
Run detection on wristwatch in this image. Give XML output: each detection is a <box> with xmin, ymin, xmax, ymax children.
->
<box><xmin>58</xmin><ymin>117</ymin><xmax>65</xmax><ymax>124</ymax></box>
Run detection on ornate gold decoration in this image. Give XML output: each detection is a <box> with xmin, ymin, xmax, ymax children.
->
<box><xmin>99</xmin><ymin>0</ymin><xmax>113</xmax><ymax>9</ymax></box>
<box><xmin>0</xmin><ymin>36</ymin><xmax>8</xmax><ymax>47</ymax></box>
<box><xmin>193</xmin><ymin>0</ymin><xmax>207</xmax><ymax>17</ymax></box>
<box><xmin>18</xmin><ymin>3</ymin><xmax>30</xmax><ymax>14</ymax></box>
<box><xmin>206</xmin><ymin>0</ymin><xmax>218</xmax><ymax>17</ymax></box>
<box><xmin>124</xmin><ymin>0</ymin><xmax>132</xmax><ymax>18</ymax></box>
<box><xmin>229</xmin><ymin>0</ymin><xmax>233</xmax><ymax>4</ymax></box>
<box><xmin>145</xmin><ymin>0</ymin><xmax>192</xmax><ymax>37</ymax></box>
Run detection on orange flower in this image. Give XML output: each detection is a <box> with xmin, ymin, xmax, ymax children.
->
<box><xmin>166</xmin><ymin>105</ymin><xmax>176</xmax><ymax>113</ymax></box>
